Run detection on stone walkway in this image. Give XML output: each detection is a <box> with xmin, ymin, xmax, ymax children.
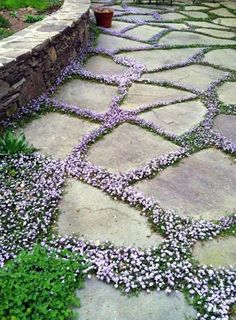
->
<box><xmin>15</xmin><ymin>0</ymin><xmax>236</xmax><ymax>319</ymax></box>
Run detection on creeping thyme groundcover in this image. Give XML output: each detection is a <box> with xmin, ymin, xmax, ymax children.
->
<box><xmin>1</xmin><ymin>2</ymin><xmax>236</xmax><ymax>319</ymax></box>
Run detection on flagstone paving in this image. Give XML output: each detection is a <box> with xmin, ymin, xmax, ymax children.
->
<box><xmin>11</xmin><ymin>1</ymin><xmax>236</xmax><ymax>319</ymax></box>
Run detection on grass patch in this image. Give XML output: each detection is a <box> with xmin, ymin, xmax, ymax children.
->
<box><xmin>24</xmin><ymin>14</ymin><xmax>45</xmax><ymax>23</ymax></box>
<box><xmin>0</xmin><ymin>0</ymin><xmax>63</xmax><ymax>11</ymax></box>
<box><xmin>0</xmin><ymin>14</ymin><xmax>10</xmax><ymax>28</ymax></box>
<box><xmin>0</xmin><ymin>27</ymin><xmax>12</xmax><ymax>39</ymax></box>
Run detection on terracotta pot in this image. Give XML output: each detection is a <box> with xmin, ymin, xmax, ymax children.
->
<box><xmin>94</xmin><ymin>8</ymin><xmax>114</xmax><ymax>28</ymax></box>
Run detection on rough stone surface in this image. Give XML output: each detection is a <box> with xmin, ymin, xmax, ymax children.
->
<box><xmin>213</xmin><ymin>114</ymin><xmax>236</xmax><ymax>143</ymax></box>
<box><xmin>193</xmin><ymin>237</ymin><xmax>236</xmax><ymax>268</ymax></box>
<box><xmin>153</xmin><ymin>22</ymin><xmax>189</xmax><ymax>29</ymax></box>
<box><xmin>54</xmin><ymin>79</ymin><xmax>118</xmax><ymax>113</ymax></box>
<box><xmin>181</xmin><ymin>10</ymin><xmax>208</xmax><ymax>18</ymax></box>
<box><xmin>160</xmin><ymin>12</ymin><xmax>186</xmax><ymax>20</ymax></box>
<box><xmin>217</xmin><ymin>81</ymin><xmax>236</xmax><ymax>104</ymax></box>
<box><xmin>58</xmin><ymin>179</ymin><xmax>163</xmax><ymax>247</ymax></box>
<box><xmin>84</xmin><ymin>55</ymin><xmax>127</xmax><ymax>76</ymax></box>
<box><xmin>213</xmin><ymin>17</ymin><xmax>236</xmax><ymax>27</ymax></box>
<box><xmin>210</xmin><ymin>8</ymin><xmax>236</xmax><ymax>17</ymax></box>
<box><xmin>116</xmin><ymin>48</ymin><xmax>200</xmax><ymax>71</ymax></box>
<box><xmin>195</xmin><ymin>28</ymin><xmax>235</xmax><ymax>38</ymax></box>
<box><xmin>76</xmin><ymin>278</ymin><xmax>197</xmax><ymax>320</ymax></box>
<box><xmin>135</xmin><ymin>149</ymin><xmax>236</xmax><ymax>220</ymax></box>
<box><xmin>141</xmin><ymin>65</ymin><xmax>227</xmax><ymax>92</ymax></box>
<box><xmin>117</xmin><ymin>14</ymin><xmax>157</xmax><ymax>22</ymax></box>
<box><xmin>18</xmin><ymin>113</ymin><xmax>99</xmax><ymax>159</ymax></box>
<box><xmin>203</xmin><ymin>49</ymin><xmax>236</xmax><ymax>70</ymax></box>
<box><xmin>96</xmin><ymin>34</ymin><xmax>150</xmax><ymax>51</ymax></box>
<box><xmin>184</xmin><ymin>5</ymin><xmax>209</xmax><ymax>10</ymax></box>
<box><xmin>124</xmin><ymin>25</ymin><xmax>167</xmax><ymax>41</ymax></box>
<box><xmin>186</xmin><ymin>20</ymin><xmax>229</xmax><ymax>29</ymax></box>
<box><xmin>139</xmin><ymin>100</ymin><xmax>207</xmax><ymax>135</ymax></box>
<box><xmin>109</xmin><ymin>20</ymin><xmax>135</xmax><ymax>32</ymax></box>
<box><xmin>222</xmin><ymin>0</ymin><xmax>236</xmax><ymax>10</ymax></box>
<box><xmin>121</xmin><ymin>83</ymin><xmax>195</xmax><ymax>110</ymax></box>
<box><xmin>87</xmin><ymin>123</ymin><xmax>180</xmax><ymax>173</ymax></box>
<box><xmin>159</xmin><ymin>30</ymin><xmax>236</xmax><ymax>46</ymax></box>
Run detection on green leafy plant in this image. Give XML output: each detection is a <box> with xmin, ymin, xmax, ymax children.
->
<box><xmin>0</xmin><ymin>130</ymin><xmax>37</xmax><ymax>156</ymax></box>
<box><xmin>24</xmin><ymin>14</ymin><xmax>44</xmax><ymax>23</ymax></box>
<box><xmin>0</xmin><ymin>0</ymin><xmax>63</xmax><ymax>11</ymax></box>
<box><xmin>0</xmin><ymin>28</ymin><xmax>12</xmax><ymax>39</ymax></box>
<box><xmin>0</xmin><ymin>245</ymin><xmax>87</xmax><ymax>320</ymax></box>
<box><xmin>0</xmin><ymin>14</ymin><xmax>10</xmax><ymax>28</ymax></box>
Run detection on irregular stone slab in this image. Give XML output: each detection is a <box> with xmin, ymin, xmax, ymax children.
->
<box><xmin>181</xmin><ymin>11</ymin><xmax>208</xmax><ymax>18</ymax></box>
<box><xmin>122</xmin><ymin>83</ymin><xmax>195</xmax><ymax>110</ymax></box>
<box><xmin>124</xmin><ymin>25</ymin><xmax>167</xmax><ymax>41</ymax></box>
<box><xmin>217</xmin><ymin>82</ymin><xmax>236</xmax><ymax>104</ymax></box>
<box><xmin>204</xmin><ymin>2</ymin><xmax>220</xmax><ymax>8</ymax></box>
<box><xmin>116</xmin><ymin>48</ymin><xmax>200</xmax><ymax>71</ymax></box>
<box><xmin>193</xmin><ymin>237</ymin><xmax>236</xmax><ymax>268</ymax></box>
<box><xmin>184</xmin><ymin>5</ymin><xmax>209</xmax><ymax>10</ymax></box>
<box><xmin>87</xmin><ymin>123</ymin><xmax>180</xmax><ymax>173</ymax></box>
<box><xmin>159</xmin><ymin>31</ymin><xmax>236</xmax><ymax>46</ymax></box>
<box><xmin>109</xmin><ymin>20</ymin><xmax>135</xmax><ymax>32</ymax></box>
<box><xmin>96</xmin><ymin>34</ymin><xmax>150</xmax><ymax>51</ymax></box>
<box><xmin>135</xmin><ymin>149</ymin><xmax>236</xmax><ymax>220</ymax></box>
<box><xmin>203</xmin><ymin>49</ymin><xmax>236</xmax><ymax>70</ymax></box>
<box><xmin>210</xmin><ymin>8</ymin><xmax>236</xmax><ymax>17</ymax></box>
<box><xmin>141</xmin><ymin>65</ymin><xmax>227</xmax><ymax>92</ymax></box>
<box><xmin>194</xmin><ymin>28</ymin><xmax>235</xmax><ymax>38</ymax></box>
<box><xmin>109</xmin><ymin>5</ymin><xmax>125</xmax><ymax>11</ymax></box>
<box><xmin>139</xmin><ymin>100</ymin><xmax>207</xmax><ymax>135</ymax></box>
<box><xmin>153</xmin><ymin>22</ymin><xmax>189</xmax><ymax>30</ymax></box>
<box><xmin>222</xmin><ymin>0</ymin><xmax>236</xmax><ymax>10</ymax></box>
<box><xmin>160</xmin><ymin>12</ymin><xmax>186</xmax><ymax>20</ymax></box>
<box><xmin>19</xmin><ymin>113</ymin><xmax>99</xmax><ymax>159</ymax></box>
<box><xmin>117</xmin><ymin>14</ymin><xmax>157</xmax><ymax>22</ymax></box>
<box><xmin>131</xmin><ymin>7</ymin><xmax>157</xmax><ymax>13</ymax></box>
<box><xmin>213</xmin><ymin>18</ymin><xmax>236</xmax><ymax>27</ymax></box>
<box><xmin>58</xmin><ymin>179</ymin><xmax>162</xmax><ymax>247</ymax></box>
<box><xmin>76</xmin><ymin>278</ymin><xmax>197</xmax><ymax>320</ymax></box>
<box><xmin>54</xmin><ymin>79</ymin><xmax>117</xmax><ymax>113</ymax></box>
<box><xmin>186</xmin><ymin>20</ymin><xmax>229</xmax><ymax>29</ymax></box>
<box><xmin>213</xmin><ymin>114</ymin><xmax>236</xmax><ymax>143</ymax></box>
<box><xmin>84</xmin><ymin>55</ymin><xmax>127</xmax><ymax>76</ymax></box>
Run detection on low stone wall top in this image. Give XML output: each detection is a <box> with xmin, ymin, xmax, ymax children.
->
<box><xmin>0</xmin><ymin>0</ymin><xmax>91</xmax><ymax>120</ymax></box>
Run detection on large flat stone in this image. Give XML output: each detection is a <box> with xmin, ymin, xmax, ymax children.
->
<box><xmin>222</xmin><ymin>0</ymin><xmax>236</xmax><ymax>10</ymax></box>
<box><xmin>87</xmin><ymin>123</ymin><xmax>180</xmax><ymax>173</ymax></box>
<box><xmin>54</xmin><ymin>79</ymin><xmax>117</xmax><ymax>113</ymax></box>
<box><xmin>18</xmin><ymin>113</ymin><xmax>99</xmax><ymax>159</ymax></box>
<box><xmin>109</xmin><ymin>21</ymin><xmax>136</xmax><ymax>32</ymax></box>
<box><xmin>193</xmin><ymin>237</ymin><xmax>236</xmax><ymax>268</ymax></box>
<box><xmin>96</xmin><ymin>34</ymin><xmax>150</xmax><ymax>51</ymax></box>
<box><xmin>160</xmin><ymin>12</ymin><xmax>187</xmax><ymax>20</ymax></box>
<box><xmin>159</xmin><ymin>31</ymin><xmax>236</xmax><ymax>46</ymax></box>
<box><xmin>58</xmin><ymin>179</ymin><xmax>162</xmax><ymax>247</ymax></box>
<box><xmin>152</xmin><ymin>22</ymin><xmax>189</xmax><ymax>30</ymax></box>
<box><xmin>210</xmin><ymin>8</ymin><xmax>236</xmax><ymax>17</ymax></box>
<box><xmin>186</xmin><ymin>20</ymin><xmax>229</xmax><ymax>29</ymax></box>
<box><xmin>84</xmin><ymin>55</ymin><xmax>127</xmax><ymax>76</ymax></box>
<box><xmin>213</xmin><ymin>114</ymin><xmax>236</xmax><ymax>143</ymax></box>
<box><xmin>184</xmin><ymin>5</ymin><xmax>209</xmax><ymax>10</ymax></box>
<box><xmin>139</xmin><ymin>100</ymin><xmax>207</xmax><ymax>135</ymax></box>
<box><xmin>117</xmin><ymin>14</ymin><xmax>157</xmax><ymax>22</ymax></box>
<box><xmin>122</xmin><ymin>83</ymin><xmax>195</xmax><ymax>110</ymax></box>
<box><xmin>217</xmin><ymin>82</ymin><xmax>236</xmax><ymax>104</ymax></box>
<box><xmin>212</xmin><ymin>18</ymin><xmax>236</xmax><ymax>27</ymax></box>
<box><xmin>203</xmin><ymin>49</ymin><xmax>236</xmax><ymax>70</ymax></box>
<box><xmin>141</xmin><ymin>65</ymin><xmax>227</xmax><ymax>92</ymax></box>
<box><xmin>76</xmin><ymin>278</ymin><xmax>197</xmax><ymax>320</ymax></box>
<box><xmin>180</xmin><ymin>11</ymin><xmax>208</xmax><ymax>18</ymax></box>
<box><xmin>194</xmin><ymin>28</ymin><xmax>235</xmax><ymax>38</ymax></box>
<box><xmin>135</xmin><ymin>149</ymin><xmax>236</xmax><ymax>220</ymax></box>
<box><xmin>124</xmin><ymin>25</ymin><xmax>167</xmax><ymax>41</ymax></box>
<box><xmin>116</xmin><ymin>48</ymin><xmax>200</xmax><ymax>71</ymax></box>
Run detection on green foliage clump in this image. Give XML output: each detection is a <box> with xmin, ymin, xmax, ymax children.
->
<box><xmin>0</xmin><ymin>28</ymin><xmax>12</xmax><ymax>39</ymax></box>
<box><xmin>0</xmin><ymin>14</ymin><xmax>10</xmax><ymax>28</ymax></box>
<box><xmin>24</xmin><ymin>14</ymin><xmax>44</xmax><ymax>22</ymax></box>
<box><xmin>0</xmin><ymin>245</ymin><xmax>87</xmax><ymax>320</ymax></box>
<box><xmin>0</xmin><ymin>0</ymin><xmax>63</xmax><ymax>11</ymax></box>
<box><xmin>0</xmin><ymin>130</ymin><xmax>37</xmax><ymax>156</ymax></box>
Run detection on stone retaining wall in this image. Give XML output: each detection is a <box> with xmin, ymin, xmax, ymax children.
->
<box><xmin>0</xmin><ymin>0</ymin><xmax>91</xmax><ymax>120</ymax></box>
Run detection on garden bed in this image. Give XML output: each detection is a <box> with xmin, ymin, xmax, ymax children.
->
<box><xmin>0</xmin><ymin>0</ymin><xmax>63</xmax><ymax>40</ymax></box>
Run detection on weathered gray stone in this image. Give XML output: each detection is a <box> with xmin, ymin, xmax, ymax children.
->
<box><xmin>193</xmin><ymin>237</ymin><xmax>236</xmax><ymax>268</ymax></box>
<box><xmin>96</xmin><ymin>34</ymin><xmax>150</xmax><ymax>51</ymax></box>
<box><xmin>121</xmin><ymin>83</ymin><xmax>195</xmax><ymax>110</ymax></box>
<box><xmin>124</xmin><ymin>25</ymin><xmax>167</xmax><ymax>41</ymax></box>
<box><xmin>212</xmin><ymin>17</ymin><xmax>236</xmax><ymax>27</ymax></box>
<box><xmin>76</xmin><ymin>278</ymin><xmax>197</xmax><ymax>320</ymax></box>
<box><xmin>160</xmin><ymin>12</ymin><xmax>186</xmax><ymax>20</ymax></box>
<box><xmin>117</xmin><ymin>14</ymin><xmax>157</xmax><ymax>22</ymax></box>
<box><xmin>204</xmin><ymin>2</ymin><xmax>220</xmax><ymax>8</ymax></box>
<box><xmin>135</xmin><ymin>149</ymin><xmax>236</xmax><ymax>220</ymax></box>
<box><xmin>152</xmin><ymin>22</ymin><xmax>189</xmax><ymax>29</ymax></box>
<box><xmin>213</xmin><ymin>114</ymin><xmax>236</xmax><ymax>143</ymax></box>
<box><xmin>58</xmin><ymin>179</ymin><xmax>162</xmax><ymax>247</ymax></box>
<box><xmin>159</xmin><ymin>31</ymin><xmax>236</xmax><ymax>46</ymax></box>
<box><xmin>141</xmin><ymin>65</ymin><xmax>227</xmax><ymax>92</ymax></box>
<box><xmin>210</xmin><ymin>8</ymin><xmax>236</xmax><ymax>17</ymax></box>
<box><xmin>109</xmin><ymin>20</ymin><xmax>135</xmax><ymax>32</ymax></box>
<box><xmin>0</xmin><ymin>80</ymin><xmax>10</xmax><ymax>99</ymax></box>
<box><xmin>181</xmin><ymin>11</ymin><xmax>208</xmax><ymax>18</ymax></box>
<box><xmin>87</xmin><ymin>123</ymin><xmax>180</xmax><ymax>173</ymax></box>
<box><xmin>217</xmin><ymin>81</ymin><xmax>236</xmax><ymax>105</ymax></box>
<box><xmin>139</xmin><ymin>100</ymin><xmax>207</xmax><ymax>135</ymax></box>
<box><xmin>222</xmin><ymin>0</ymin><xmax>236</xmax><ymax>10</ymax></box>
<box><xmin>54</xmin><ymin>79</ymin><xmax>118</xmax><ymax>113</ymax></box>
<box><xmin>186</xmin><ymin>20</ymin><xmax>229</xmax><ymax>29</ymax></box>
<box><xmin>195</xmin><ymin>28</ymin><xmax>235</xmax><ymax>38</ymax></box>
<box><xmin>184</xmin><ymin>5</ymin><xmax>209</xmax><ymax>10</ymax></box>
<box><xmin>84</xmin><ymin>55</ymin><xmax>127</xmax><ymax>76</ymax></box>
<box><xmin>18</xmin><ymin>113</ymin><xmax>99</xmax><ymax>159</ymax></box>
<box><xmin>116</xmin><ymin>47</ymin><xmax>201</xmax><ymax>71</ymax></box>
<box><xmin>203</xmin><ymin>49</ymin><xmax>236</xmax><ymax>70</ymax></box>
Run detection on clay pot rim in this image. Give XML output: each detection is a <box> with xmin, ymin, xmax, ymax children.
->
<box><xmin>93</xmin><ymin>7</ymin><xmax>114</xmax><ymax>14</ymax></box>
